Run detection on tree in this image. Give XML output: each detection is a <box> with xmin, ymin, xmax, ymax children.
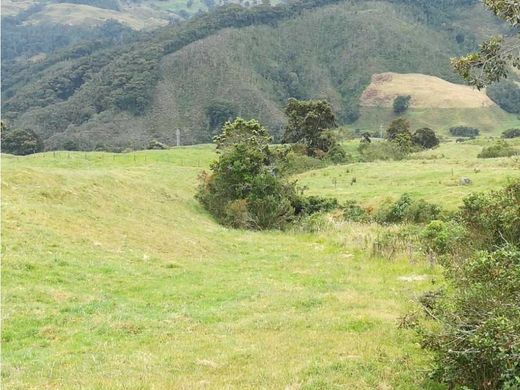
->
<box><xmin>213</xmin><ymin>117</ymin><xmax>271</xmax><ymax>151</ymax></box>
<box><xmin>283</xmin><ymin>98</ymin><xmax>337</xmax><ymax>156</ymax></box>
<box><xmin>502</xmin><ymin>128</ymin><xmax>520</xmax><ymax>138</ymax></box>
<box><xmin>487</xmin><ymin>80</ymin><xmax>520</xmax><ymax>114</ymax></box>
<box><xmin>412</xmin><ymin>128</ymin><xmax>439</xmax><ymax>149</ymax></box>
<box><xmin>393</xmin><ymin>95</ymin><xmax>411</xmax><ymax>114</ymax></box>
<box><xmin>452</xmin><ymin>0</ymin><xmax>519</xmax><ymax>88</ymax></box>
<box><xmin>197</xmin><ymin>117</ymin><xmax>296</xmax><ymax>229</ymax></box>
<box><xmin>1</xmin><ymin>124</ymin><xmax>43</xmax><ymax>155</ymax></box>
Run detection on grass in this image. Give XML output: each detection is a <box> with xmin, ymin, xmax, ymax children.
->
<box><xmin>350</xmin><ymin>106</ymin><xmax>520</xmax><ymax>137</ymax></box>
<box><xmin>296</xmin><ymin>140</ymin><xmax>520</xmax><ymax>210</ymax></box>
<box><xmin>0</xmin><ymin>145</ymin><xmax>454</xmax><ymax>389</ymax></box>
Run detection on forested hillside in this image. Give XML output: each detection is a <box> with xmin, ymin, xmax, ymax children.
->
<box><xmin>2</xmin><ymin>0</ymin><xmax>516</xmax><ymax>150</ymax></box>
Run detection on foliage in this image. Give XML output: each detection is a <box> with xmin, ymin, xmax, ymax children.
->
<box><xmin>386</xmin><ymin>118</ymin><xmax>414</xmax><ymax>151</ymax></box>
<box><xmin>342</xmin><ymin>200</ymin><xmax>368</xmax><ymax>222</ymax></box>
<box><xmin>449</xmin><ymin>126</ymin><xmax>480</xmax><ymax>137</ymax></box>
<box><xmin>419</xmin><ymin>181</ymin><xmax>520</xmax><ymax>389</ymax></box>
<box><xmin>1</xmin><ymin>125</ymin><xmax>43</xmax><ymax>155</ymax></box>
<box><xmin>214</xmin><ymin>117</ymin><xmax>271</xmax><ymax>151</ymax></box>
<box><xmin>393</xmin><ymin>95</ymin><xmax>411</xmax><ymax>114</ymax></box>
<box><xmin>375</xmin><ymin>193</ymin><xmax>442</xmax><ymax>224</ymax></box>
<box><xmin>420</xmin><ymin>220</ymin><xmax>466</xmax><ymax>256</ymax></box>
<box><xmin>487</xmin><ymin>80</ymin><xmax>520</xmax><ymax>114</ymax></box>
<box><xmin>292</xmin><ymin>195</ymin><xmax>339</xmax><ymax>216</ymax></box>
<box><xmin>452</xmin><ymin>0</ymin><xmax>519</xmax><ymax>88</ymax></box>
<box><xmin>412</xmin><ymin>127</ymin><xmax>439</xmax><ymax>149</ymax></box>
<box><xmin>502</xmin><ymin>128</ymin><xmax>520</xmax><ymax>138</ymax></box>
<box><xmin>324</xmin><ymin>143</ymin><xmax>349</xmax><ymax>164</ymax></box>
<box><xmin>478</xmin><ymin>140</ymin><xmax>518</xmax><ymax>158</ymax></box>
<box><xmin>197</xmin><ymin>118</ymin><xmax>294</xmax><ymax>229</ymax></box>
<box><xmin>358</xmin><ymin>140</ymin><xmax>408</xmax><ymax>162</ymax></box>
<box><xmin>283</xmin><ymin>98</ymin><xmax>337</xmax><ymax>157</ymax></box>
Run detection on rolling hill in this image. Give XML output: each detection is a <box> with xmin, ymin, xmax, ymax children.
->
<box><xmin>3</xmin><ymin>140</ymin><xmax>519</xmax><ymax>388</ymax></box>
<box><xmin>3</xmin><ymin>0</ymin><xmax>518</xmax><ymax>150</ymax></box>
<box><xmin>353</xmin><ymin>72</ymin><xmax>520</xmax><ymax>134</ymax></box>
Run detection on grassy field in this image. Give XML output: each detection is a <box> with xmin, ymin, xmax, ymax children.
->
<box><xmin>2</xmin><ymin>141</ymin><xmax>518</xmax><ymax>389</ymax></box>
<box><xmin>297</xmin><ymin>140</ymin><xmax>520</xmax><ymax>210</ymax></box>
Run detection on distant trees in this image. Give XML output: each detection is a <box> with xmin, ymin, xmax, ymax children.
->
<box><xmin>1</xmin><ymin>123</ymin><xmax>43</xmax><ymax>155</ymax></box>
<box><xmin>449</xmin><ymin>126</ymin><xmax>480</xmax><ymax>138</ymax></box>
<box><xmin>452</xmin><ymin>0</ymin><xmax>519</xmax><ymax>88</ymax></box>
<box><xmin>283</xmin><ymin>98</ymin><xmax>338</xmax><ymax>157</ymax></box>
<box><xmin>487</xmin><ymin>80</ymin><xmax>520</xmax><ymax>114</ymax></box>
<box><xmin>393</xmin><ymin>95</ymin><xmax>411</xmax><ymax>114</ymax></box>
<box><xmin>502</xmin><ymin>128</ymin><xmax>520</xmax><ymax>139</ymax></box>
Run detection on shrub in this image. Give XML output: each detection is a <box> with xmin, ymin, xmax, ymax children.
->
<box><xmin>421</xmin><ymin>245</ymin><xmax>520</xmax><ymax>389</ymax></box>
<box><xmin>343</xmin><ymin>200</ymin><xmax>368</xmax><ymax>222</ymax></box>
<box><xmin>412</xmin><ymin>127</ymin><xmax>439</xmax><ymax>149</ymax></box>
<box><xmin>324</xmin><ymin>143</ymin><xmax>349</xmax><ymax>164</ymax></box>
<box><xmin>477</xmin><ymin>141</ymin><xmax>518</xmax><ymax>158</ymax></box>
<box><xmin>1</xmin><ymin>127</ymin><xmax>43</xmax><ymax>155</ymax></box>
<box><xmin>293</xmin><ymin>195</ymin><xmax>339</xmax><ymax>216</ymax></box>
<box><xmin>197</xmin><ymin>117</ymin><xmax>335</xmax><ymax>230</ymax></box>
<box><xmin>502</xmin><ymin>128</ymin><xmax>520</xmax><ymax>139</ymax></box>
<box><xmin>358</xmin><ymin>140</ymin><xmax>408</xmax><ymax>161</ymax></box>
<box><xmin>449</xmin><ymin>126</ymin><xmax>480</xmax><ymax>138</ymax></box>
<box><xmin>376</xmin><ymin>194</ymin><xmax>441</xmax><ymax>224</ymax></box>
<box><xmin>393</xmin><ymin>95</ymin><xmax>411</xmax><ymax>114</ymax></box>
<box><xmin>418</xmin><ymin>181</ymin><xmax>520</xmax><ymax>390</ymax></box>
<box><xmin>420</xmin><ymin>220</ymin><xmax>466</xmax><ymax>256</ymax></box>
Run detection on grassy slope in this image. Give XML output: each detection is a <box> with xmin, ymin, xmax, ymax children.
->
<box><xmin>24</xmin><ymin>3</ymin><xmax>168</xmax><ymax>30</ymax></box>
<box><xmin>296</xmin><ymin>140</ymin><xmax>520</xmax><ymax>210</ymax></box>
<box><xmin>1</xmin><ymin>146</ymin><xmax>451</xmax><ymax>389</ymax></box>
<box><xmin>350</xmin><ymin>106</ymin><xmax>520</xmax><ymax>136</ymax></box>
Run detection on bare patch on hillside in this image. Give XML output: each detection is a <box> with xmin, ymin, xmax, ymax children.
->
<box><xmin>360</xmin><ymin>72</ymin><xmax>496</xmax><ymax>109</ymax></box>
<box><xmin>23</xmin><ymin>3</ymin><xmax>168</xmax><ymax>30</ymax></box>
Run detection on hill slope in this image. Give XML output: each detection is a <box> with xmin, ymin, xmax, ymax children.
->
<box><xmin>354</xmin><ymin>72</ymin><xmax>520</xmax><ymax>134</ymax></box>
<box><xmin>2</xmin><ymin>0</ymin><xmax>513</xmax><ymax>150</ymax></box>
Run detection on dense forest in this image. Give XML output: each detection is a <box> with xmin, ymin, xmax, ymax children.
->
<box><xmin>1</xmin><ymin>0</ymin><xmax>515</xmax><ymax>150</ymax></box>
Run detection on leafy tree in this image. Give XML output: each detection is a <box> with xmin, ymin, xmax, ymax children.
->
<box><xmin>393</xmin><ymin>95</ymin><xmax>411</xmax><ymax>114</ymax></box>
<box><xmin>1</xmin><ymin>124</ymin><xmax>43</xmax><ymax>155</ymax></box>
<box><xmin>213</xmin><ymin>117</ymin><xmax>271</xmax><ymax>151</ymax></box>
<box><xmin>412</xmin><ymin>127</ymin><xmax>439</xmax><ymax>149</ymax></box>
<box><xmin>386</xmin><ymin>118</ymin><xmax>413</xmax><ymax>150</ymax></box>
<box><xmin>197</xmin><ymin>117</ymin><xmax>295</xmax><ymax>229</ymax></box>
<box><xmin>283</xmin><ymin>98</ymin><xmax>337</xmax><ymax>156</ymax></box>
<box><xmin>452</xmin><ymin>0</ymin><xmax>519</xmax><ymax>88</ymax></box>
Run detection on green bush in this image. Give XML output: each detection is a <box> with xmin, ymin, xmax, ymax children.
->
<box><xmin>358</xmin><ymin>140</ymin><xmax>408</xmax><ymax>161</ymax></box>
<box><xmin>1</xmin><ymin>127</ymin><xmax>43</xmax><ymax>155</ymax></box>
<box><xmin>324</xmin><ymin>143</ymin><xmax>349</xmax><ymax>164</ymax></box>
<box><xmin>412</xmin><ymin>127</ymin><xmax>439</xmax><ymax>149</ymax></box>
<box><xmin>376</xmin><ymin>194</ymin><xmax>441</xmax><ymax>224</ymax></box>
<box><xmin>343</xmin><ymin>200</ymin><xmax>368</xmax><ymax>222</ymax></box>
<box><xmin>477</xmin><ymin>141</ymin><xmax>518</xmax><ymax>158</ymax></box>
<box><xmin>418</xmin><ymin>181</ymin><xmax>520</xmax><ymax>389</ymax></box>
<box><xmin>502</xmin><ymin>128</ymin><xmax>520</xmax><ymax>139</ymax></box>
<box><xmin>421</xmin><ymin>245</ymin><xmax>520</xmax><ymax>389</ymax></box>
<box><xmin>197</xmin><ymin>117</ymin><xmax>338</xmax><ymax>229</ymax></box>
<box><xmin>449</xmin><ymin>126</ymin><xmax>480</xmax><ymax>138</ymax></box>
